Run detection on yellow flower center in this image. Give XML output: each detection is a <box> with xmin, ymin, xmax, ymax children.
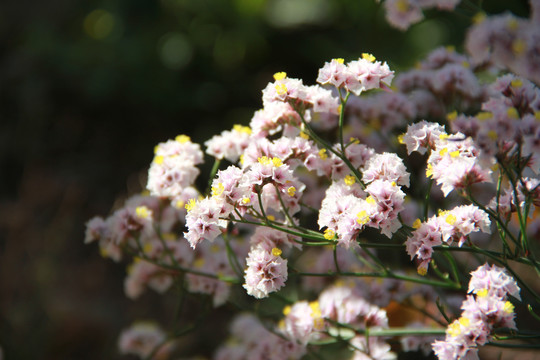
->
<box><xmin>233</xmin><ymin>124</ymin><xmax>252</xmax><ymax>134</ymax></box>
<box><xmin>344</xmin><ymin>175</ymin><xmax>356</xmax><ymax>186</ymax></box>
<box><xmin>275</xmin><ymin>83</ymin><xmax>288</xmax><ymax>96</ymax></box>
<box><xmin>323</xmin><ymin>228</ymin><xmax>335</xmax><ymax>240</ymax></box>
<box><xmin>185</xmin><ymin>199</ymin><xmax>197</xmax><ymax>211</ymax></box>
<box><xmin>287</xmin><ymin>186</ymin><xmax>296</xmax><ymax>197</ymax></box>
<box><xmin>476</xmin><ymin>111</ymin><xmax>493</xmax><ymax>121</ymax></box>
<box><xmin>507</xmin><ymin>107</ymin><xmax>519</xmax><ymax>119</ymax></box>
<box><xmin>212</xmin><ymin>182</ymin><xmax>224</xmax><ymax>197</ymax></box>
<box><xmin>511</xmin><ymin>79</ymin><xmax>523</xmax><ymax>88</ymax></box>
<box><xmin>154</xmin><ymin>155</ymin><xmax>164</xmax><ymax>165</ymax></box>
<box><xmin>175</xmin><ymin>134</ymin><xmax>191</xmax><ymax>143</ymax></box>
<box><xmin>362</xmin><ymin>53</ymin><xmax>376</xmax><ymax>62</ymax></box>
<box><xmin>135</xmin><ymin>206</ymin><xmax>151</xmax><ymax>219</ymax></box>
<box><xmin>503</xmin><ymin>301</ymin><xmax>515</xmax><ymax>314</ymax></box>
<box><xmin>273</xmin><ymin>72</ymin><xmax>287</xmax><ymax>81</ymax></box>
<box><xmin>476</xmin><ymin>288</ymin><xmax>489</xmax><ymax>297</ymax></box>
<box><xmin>357</xmin><ymin>210</ymin><xmax>370</xmax><ymax>225</ymax></box>
<box><xmin>445</xmin><ymin>214</ymin><xmax>457</xmax><ymax>225</ymax></box>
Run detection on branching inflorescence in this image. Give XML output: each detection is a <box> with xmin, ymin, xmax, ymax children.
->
<box><xmin>86</xmin><ymin>2</ymin><xmax>540</xmax><ymax>359</ymax></box>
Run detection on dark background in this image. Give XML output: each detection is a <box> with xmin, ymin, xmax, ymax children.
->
<box><xmin>0</xmin><ymin>0</ymin><xmax>530</xmax><ymax>358</ymax></box>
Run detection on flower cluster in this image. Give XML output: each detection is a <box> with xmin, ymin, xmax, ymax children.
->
<box><xmin>405</xmin><ymin>205</ymin><xmax>491</xmax><ymax>274</ymax></box>
<box><xmin>118</xmin><ymin>322</ymin><xmax>174</xmax><ymax>360</ymax></box>
<box><xmin>466</xmin><ymin>7</ymin><xmax>540</xmax><ymax>85</ymax></box>
<box><xmin>317</xmin><ymin>55</ymin><xmax>394</xmax><ymax>95</ymax></box>
<box><xmin>433</xmin><ymin>263</ymin><xmax>520</xmax><ymax>360</ymax></box>
<box><xmin>383</xmin><ymin>0</ymin><xmax>461</xmax><ymax>31</ymax></box>
<box><xmin>85</xmin><ymin>8</ymin><xmax>540</xmax><ymax>358</ymax></box>
<box><xmin>318</xmin><ymin>156</ymin><xmax>407</xmax><ymax>248</ymax></box>
<box><xmin>147</xmin><ymin>135</ymin><xmax>203</xmax><ymax>204</ymax></box>
<box><xmin>214</xmin><ymin>314</ymin><xmax>306</xmax><ymax>360</ymax></box>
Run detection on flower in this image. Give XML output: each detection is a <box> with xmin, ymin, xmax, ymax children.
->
<box><xmin>147</xmin><ymin>136</ymin><xmax>203</xmax><ymax>201</ymax></box>
<box><xmin>118</xmin><ymin>322</ymin><xmax>172</xmax><ymax>360</ymax></box>
<box><xmin>427</xmin><ymin>135</ymin><xmax>492</xmax><ymax>197</ymax></box>
<box><xmin>400</xmin><ymin>120</ymin><xmax>447</xmax><ymax>155</ymax></box>
<box><xmin>431</xmin><ymin>263</ymin><xmax>520</xmax><ymax>359</ymax></box>
<box><xmin>214</xmin><ymin>314</ymin><xmax>306</xmax><ymax>360</ymax></box>
<box><xmin>243</xmin><ymin>244</ymin><xmax>288</xmax><ymax>298</ymax></box>
<box><xmin>205</xmin><ymin>124</ymin><xmax>253</xmax><ymax>162</ymax></box>
<box><xmin>281</xmin><ymin>301</ymin><xmax>325</xmax><ymax>344</ymax></box>
<box><xmin>350</xmin><ymin>336</ymin><xmax>397</xmax><ymax>360</ymax></box>
<box><xmin>184</xmin><ymin>197</ymin><xmax>229</xmax><ymax>248</ymax></box>
<box><xmin>468</xmin><ymin>263</ymin><xmax>520</xmax><ymax>300</ymax></box>
<box><xmin>362</xmin><ymin>152</ymin><xmax>410</xmax><ymax>187</ymax></box>
<box><xmin>405</xmin><ymin>205</ymin><xmax>490</xmax><ymax>273</ymax></box>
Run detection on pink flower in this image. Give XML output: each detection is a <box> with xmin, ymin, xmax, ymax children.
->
<box><xmin>362</xmin><ymin>152</ymin><xmax>410</xmax><ymax>187</ymax></box>
<box><xmin>468</xmin><ymin>263</ymin><xmax>520</xmax><ymax>300</ymax></box>
<box><xmin>365</xmin><ymin>180</ymin><xmax>406</xmax><ymax>237</ymax></box>
<box><xmin>350</xmin><ymin>336</ymin><xmax>396</xmax><ymax>360</ymax></box>
<box><xmin>383</xmin><ymin>0</ymin><xmax>423</xmax><ymax>31</ymax></box>
<box><xmin>184</xmin><ymin>197</ymin><xmax>229</xmax><ymax>248</ymax></box>
<box><xmin>243</xmin><ymin>244</ymin><xmax>288</xmax><ymax>298</ymax></box>
<box><xmin>205</xmin><ymin>125</ymin><xmax>253</xmax><ymax>163</ymax></box>
<box><xmin>401</xmin><ymin>120</ymin><xmax>447</xmax><ymax>155</ymax></box>
<box><xmin>124</xmin><ymin>261</ymin><xmax>173</xmax><ymax>299</ymax></box>
<box><xmin>281</xmin><ymin>301</ymin><xmax>324</xmax><ymax>344</ymax></box>
<box><xmin>346</xmin><ymin>58</ymin><xmax>395</xmax><ymax>95</ymax></box>
<box><xmin>187</xmin><ymin>240</ymin><xmax>237</xmax><ymax>307</ymax></box>
<box><xmin>317</xmin><ymin>58</ymin><xmax>349</xmax><ymax>88</ymax></box>
<box><xmin>147</xmin><ymin>136</ymin><xmax>203</xmax><ymax>199</ymax></box>
<box><xmin>118</xmin><ymin>322</ymin><xmax>172</xmax><ymax>360</ymax></box>
<box><xmin>215</xmin><ymin>314</ymin><xmax>306</xmax><ymax>360</ymax></box>
<box><xmin>431</xmin><ymin>263</ymin><xmax>519</xmax><ymax>359</ymax></box>
<box><xmin>318</xmin><ymin>283</ymin><xmax>389</xmax><ymax>328</ymax></box>
<box><xmin>427</xmin><ymin>136</ymin><xmax>492</xmax><ymax>197</ymax></box>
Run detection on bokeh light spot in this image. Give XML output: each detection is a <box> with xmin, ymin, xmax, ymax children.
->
<box><xmin>158</xmin><ymin>32</ymin><xmax>193</xmax><ymax>70</ymax></box>
<box><xmin>265</xmin><ymin>0</ymin><xmax>333</xmax><ymax>28</ymax></box>
<box><xmin>213</xmin><ymin>33</ymin><xmax>245</xmax><ymax>69</ymax></box>
<box><xmin>408</xmin><ymin>20</ymin><xmax>449</xmax><ymax>54</ymax></box>
<box><xmin>234</xmin><ymin>0</ymin><xmax>265</xmax><ymax>15</ymax></box>
<box><xmin>84</xmin><ymin>9</ymin><xmax>115</xmax><ymax>40</ymax></box>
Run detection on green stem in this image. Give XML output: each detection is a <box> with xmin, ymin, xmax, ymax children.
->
<box><xmin>465</xmin><ymin>189</ymin><xmax>520</xmax><ymax>247</ymax></box>
<box><xmin>423</xmin><ymin>179</ymin><xmax>433</xmax><ymax>221</ymax></box>
<box><xmin>274</xmin><ymin>185</ymin><xmax>297</xmax><ymax>227</ymax></box>
<box><xmin>333</xmin><ymin>244</ymin><xmax>342</xmax><ymax>273</ymax></box>
<box><xmin>528</xmin><ymin>304</ymin><xmax>540</xmax><ymax>323</ymax></box>
<box><xmin>205</xmin><ymin>159</ymin><xmax>222</xmax><ymax>196</ymax></box>
<box><xmin>296</xmin><ymin>108</ymin><xmax>365</xmax><ymax>187</ymax></box>
<box><xmin>498</xmin><ymin>160</ymin><xmax>530</xmax><ymax>254</ymax></box>
<box><xmin>223</xmin><ymin>234</ymin><xmax>244</xmax><ymax>278</ymax></box>
<box><xmin>443</xmin><ymin>251</ymin><xmax>462</xmax><ymax>287</ymax></box>
<box><xmin>435</xmin><ymin>298</ymin><xmax>451</xmax><ymax>324</ymax></box>
<box><xmin>495</xmin><ymin>171</ymin><xmax>511</xmax><ymax>256</ymax></box>
<box><xmin>154</xmin><ymin>225</ymin><xmax>181</xmax><ymax>268</ymax></box>
<box><xmin>295</xmin><ymin>270</ymin><xmax>460</xmax><ymax>289</ymax></box>
<box><xmin>128</xmin><ymin>247</ymin><xmax>241</xmax><ymax>284</ymax></box>
<box><xmin>227</xmin><ymin>215</ymin><xmax>332</xmax><ymax>243</ymax></box>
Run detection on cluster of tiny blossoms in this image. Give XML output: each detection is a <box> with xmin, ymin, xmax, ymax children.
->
<box><xmin>405</xmin><ymin>204</ymin><xmax>491</xmax><ymax>275</ymax></box>
<box><xmin>383</xmin><ymin>0</ymin><xmax>461</xmax><ymax>31</ymax></box>
<box><xmin>466</xmin><ymin>4</ymin><xmax>540</xmax><ymax>85</ymax></box>
<box><xmin>84</xmin><ymin>10</ymin><xmax>540</xmax><ymax>355</ymax></box>
<box><xmin>433</xmin><ymin>263</ymin><xmax>520</xmax><ymax>360</ymax></box>
<box><xmin>118</xmin><ymin>322</ymin><xmax>174</xmax><ymax>359</ymax></box>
